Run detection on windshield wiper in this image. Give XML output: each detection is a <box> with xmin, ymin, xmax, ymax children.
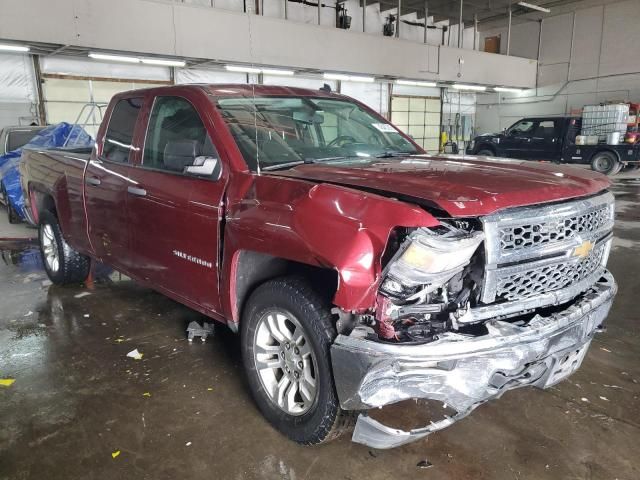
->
<box><xmin>261</xmin><ymin>160</ymin><xmax>307</xmax><ymax>171</ymax></box>
<box><xmin>374</xmin><ymin>150</ymin><xmax>416</xmax><ymax>158</ymax></box>
<box><xmin>261</xmin><ymin>156</ymin><xmax>362</xmax><ymax>171</ymax></box>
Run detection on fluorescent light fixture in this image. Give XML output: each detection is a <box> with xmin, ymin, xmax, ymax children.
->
<box><xmin>89</xmin><ymin>52</ymin><xmax>140</xmax><ymax>63</ymax></box>
<box><xmin>396</xmin><ymin>79</ymin><xmax>437</xmax><ymax>87</ymax></box>
<box><xmin>225</xmin><ymin>65</ymin><xmax>262</xmax><ymax>74</ymax></box>
<box><xmin>141</xmin><ymin>58</ymin><xmax>186</xmax><ymax>67</ymax></box>
<box><xmin>0</xmin><ymin>44</ymin><xmax>29</xmax><ymax>52</ymax></box>
<box><xmin>324</xmin><ymin>73</ymin><xmax>375</xmax><ymax>83</ymax></box>
<box><xmin>261</xmin><ymin>68</ymin><xmax>295</xmax><ymax>76</ymax></box>
<box><xmin>517</xmin><ymin>1</ymin><xmax>550</xmax><ymax>13</ymax></box>
<box><xmin>324</xmin><ymin>73</ymin><xmax>350</xmax><ymax>81</ymax></box>
<box><xmin>494</xmin><ymin>86</ymin><xmax>524</xmax><ymax>93</ymax></box>
<box><xmin>349</xmin><ymin>75</ymin><xmax>375</xmax><ymax>83</ymax></box>
<box><xmin>452</xmin><ymin>83</ymin><xmax>486</xmax><ymax>91</ymax></box>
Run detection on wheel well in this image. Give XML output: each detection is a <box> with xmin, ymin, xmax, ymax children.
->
<box><xmin>475</xmin><ymin>144</ymin><xmax>495</xmax><ymax>154</ymax></box>
<box><xmin>233</xmin><ymin>250</ymin><xmax>338</xmax><ymax>325</ymax></box>
<box><xmin>593</xmin><ymin>149</ymin><xmax>621</xmax><ymax>162</ymax></box>
<box><xmin>30</xmin><ymin>189</ymin><xmax>57</xmax><ymax>221</ymax></box>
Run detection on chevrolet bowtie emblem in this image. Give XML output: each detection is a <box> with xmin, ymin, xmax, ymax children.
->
<box><xmin>573</xmin><ymin>240</ymin><xmax>594</xmax><ymax>258</ymax></box>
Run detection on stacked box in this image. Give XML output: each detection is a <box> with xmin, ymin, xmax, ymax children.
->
<box><xmin>581</xmin><ymin>104</ymin><xmax>629</xmax><ymax>141</ymax></box>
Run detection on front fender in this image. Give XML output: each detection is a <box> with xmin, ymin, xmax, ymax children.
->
<box><xmin>222</xmin><ymin>174</ymin><xmax>439</xmax><ymax>320</ymax></box>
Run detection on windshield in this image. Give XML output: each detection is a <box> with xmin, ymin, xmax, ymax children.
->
<box><xmin>216</xmin><ymin>96</ymin><xmax>421</xmax><ymax>171</ymax></box>
<box><xmin>7</xmin><ymin>128</ymin><xmax>44</xmax><ymax>152</ymax></box>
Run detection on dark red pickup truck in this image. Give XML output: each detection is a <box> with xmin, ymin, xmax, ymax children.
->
<box><xmin>20</xmin><ymin>84</ymin><xmax>617</xmax><ymax>449</ymax></box>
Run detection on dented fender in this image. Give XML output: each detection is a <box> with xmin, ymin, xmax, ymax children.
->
<box><xmin>221</xmin><ymin>173</ymin><xmax>439</xmax><ymax>322</ymax></box>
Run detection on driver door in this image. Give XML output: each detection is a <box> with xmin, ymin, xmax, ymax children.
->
<box><xmin>502</xmin><ymin>119</ymin><xmax>536</xmax><ymax>159</ymax></box>
<box><xmin>126</xmin><ymin>93</ymin><xmax>227</xmax><ymax>314</ymax></box>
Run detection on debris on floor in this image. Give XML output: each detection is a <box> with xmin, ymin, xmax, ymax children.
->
<box><xmin>186</xmin><ymin>321</ymin><xmax>215</xmax><ymax>342</ymax></box>
<box><xmin>126</xmin><ymin>349</ymin><xmax>144</xmax><ymax>360</ymax></box>
<box><xmin>185</xmin><ymin>442</ymin><xmax>192</xmax><ymax>447</ymax></box>
<box><xmin>74</xmin><ymin>292</ymin><xmax>91</xmax><ymax>299</ymax></box>
<box><xmin>143</xmin><ymin>392</ymin><xmax>151</xmax><ymax>397</ymax></box>
<box><xmin>111</xmin><ymin>450</ymin><xmax>120</xmax><ymax>459</ymax></box>
<box><xmin>417</xmin><ymin>460</ymin><xmax>433</xmax><ymax>469</ymax></box>
<box><xmin>0</xmin><ymin>378</ymin><xmax>16</xmax><ymax>387</ymax></box>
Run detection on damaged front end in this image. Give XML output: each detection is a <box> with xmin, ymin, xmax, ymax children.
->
<box><xmin>330</xmin><ymin>192</ymin><xmax>617</xmax><ymax>449</ymax></box>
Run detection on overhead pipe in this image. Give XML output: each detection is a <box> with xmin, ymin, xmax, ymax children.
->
<box><xmin>458</xmin><ymin>0</ymin><xmax>463</xmax><ymax>48</ymax></box>
<box><xmin>363</xmin><ymin>0</ymin><xmax>366</xmax><ymax>32</ymax></box>
<box><xmin>506</xmin><ymin>5</ymin><xmax>512</xmax><ymax>55</ymax></box>
<box><xmin>423</xmin><ymin>0</ymin><xmax>428</xmax><ymax>43</ymax></box>
<box><xmin>396</xmin><ymin>0</ymin><xmax>401</xmax><ymax>38</ymax></box>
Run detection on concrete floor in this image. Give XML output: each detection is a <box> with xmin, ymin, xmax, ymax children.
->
<box><xmin>1</xmin><ymin>174</ymin><xmax>639</xmax><ymax>480</ymax></box>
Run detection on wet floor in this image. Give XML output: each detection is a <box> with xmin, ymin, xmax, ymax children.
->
<box><xmin>1</xmin><ymin>175</ymin><xmax>640</xmax><ymax>480</ymax></box>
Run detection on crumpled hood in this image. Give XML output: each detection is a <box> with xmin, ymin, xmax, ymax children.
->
<box><xmin>271</xmin><ymin>155</ymin><xmax>611</xmax><ymax>217</ymax></box>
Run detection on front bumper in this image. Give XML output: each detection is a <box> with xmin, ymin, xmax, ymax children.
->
<box><xmin>331</xmin><ymin>271</ymin><xmax>617</xmax><ymax>449</ymax></box>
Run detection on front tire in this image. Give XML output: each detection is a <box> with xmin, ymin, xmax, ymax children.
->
<box><xmin>241</xmin><ymin>276</ymin><xmax>353</xmax><ymax>445</ymax></box>
<box><xmin>476</xmin><ymin>148</ymin><xmax>495</xmax><ymax>157</ymax></box>
<box><xmin>38</xmin><ymin>210</ymin><xmax>90</xmax><ymax>285</ymax></box>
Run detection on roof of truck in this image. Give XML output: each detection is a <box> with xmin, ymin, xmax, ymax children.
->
<box><xmin>114</xmin><ymin>83</ymin><xmax>343</xmax><ymax>100</ymax></box>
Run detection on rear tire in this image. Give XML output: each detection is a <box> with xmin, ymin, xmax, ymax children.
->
<box><xmin>591</xmin><ymin>151</ymin><xmax>620</xmax><ymax>176</ymax></box>
<box><xmin>38</xmin><ymin>210</ymin><xmax>90</xmax><ymax>285</ymax></box>
<box><xmin>241</xmin><ymin>276</ymin><xmax>353</xmax><ymax>445</ymax></box>
<box><xmin>7</xmin><ymin>200</ymin><xmax>21</xmax><ymax>224</ymax></box>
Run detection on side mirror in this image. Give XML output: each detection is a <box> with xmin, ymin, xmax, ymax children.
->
<box><xmin>164</xmin><ymin>140</ymin><xmax>199</xmax><ymax>172</ymax></box>
<box><xmin>185</xmin><ymin>156</ymin><xmax>221</xmax><ymax>180</ymax></box>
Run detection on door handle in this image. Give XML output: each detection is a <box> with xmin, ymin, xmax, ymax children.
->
<box><xmin>127</xmin><ymin>186</ymin><xmax>147</xmax><ymax>197</ymax></box>
<box><xmin>86</xmin><ymin>177</ymin><xmax>101</xmax><ymax>186</ymax></box>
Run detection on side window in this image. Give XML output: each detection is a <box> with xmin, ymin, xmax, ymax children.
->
<box><xmin>103</xmin><ymin>97</ymin><xmax>143</xmax><ymax>163</ymax></box>
<box><xmin>535</xmin><ymin>120</ymin><xmax>556</xmax><ymax>138</ymax></box>
<box><xmin>509</xmin><ymin>120</ymin><xmax>535</xmax><ymax>136</ymax></box>
<box><xmin>143</xmin><ymin>96</ymin><xmax>216</xmax><ymax>173</ymax></box>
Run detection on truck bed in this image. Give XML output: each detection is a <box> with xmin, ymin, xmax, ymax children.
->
<box><xmin>20</xmin><ymin>147</ymin><xmax>93</xmax><ymax>251</ymax></box>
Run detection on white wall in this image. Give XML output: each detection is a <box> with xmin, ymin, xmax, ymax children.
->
<box><xmin>0</xmin><ymin>0</ymin><xmax>536</xmax><ymax>88</ymax></box>
<box><xmin>476</xmin><ymin>0</ymin><xmax>640</xmax><ymax>134</ymax></box>
<box><xmin>0</xmin><ymin>53</ymin><xmax>38</xmax><ymax>130</ymax></box>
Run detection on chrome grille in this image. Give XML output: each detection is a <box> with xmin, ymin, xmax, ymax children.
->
<box><xmin>499</xmin><ymin>205</ymin><xmax>611</xmax><ymax>252</ymax></box>
<box><xmin>481</xmin><ymin>192</ymin><xmax>614</xmax><ymax>305</ymax></box>
<box><xmin>495</xmin><ymin>243</ymin><xmax>607</xmax><ymax>301</ymax></box>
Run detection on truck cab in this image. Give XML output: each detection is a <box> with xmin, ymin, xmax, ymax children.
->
<box><xmin>467</xmin><ymin>117</ymin><xmax>568</xmax><ymax>161</ymax></box>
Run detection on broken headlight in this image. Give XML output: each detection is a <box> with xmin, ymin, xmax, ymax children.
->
<box><xmin>381</xmin><ymin>226</ymin><xmax>484</xmax><ymax>296</ymax></box>
<box><xmin>376</xmin><ymin>225</ymin><xmax>484</xmax><ymax>342</ymax></box>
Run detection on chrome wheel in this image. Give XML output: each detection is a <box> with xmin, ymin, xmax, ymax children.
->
<box><xmin>253</xmin><ymin>310</ymin><xmax>318</xmax><ymax>416</ymax></box>
<box><xmin>41</xmin><ymin>224</ymin><xmax>60</xmax><ymax>273</ymax></box>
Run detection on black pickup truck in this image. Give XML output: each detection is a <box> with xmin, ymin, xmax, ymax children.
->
<box><xmin>467</xmin><ymin>116</ymin><xmax>640</xmax><ymax>175</ymax></box>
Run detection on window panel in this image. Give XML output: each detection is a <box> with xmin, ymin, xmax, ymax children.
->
<box><xmin>143</xmin><ymin>96</ymin><xmax>215</xmax><ymax>173</ymax></box>
<box><xmin>392</xmin><ymin>97</ymin><xmax>409</xmax><ymax>112</ymax></box>
<box><xmin>409</xmin><ymin>97</ymin><xmax>426</xmax><ymax>111</ymax></box>
<box><xmin>103</xmin><ymin>97</ymin><xmax>142</xmax><ymax>163</ymax></box>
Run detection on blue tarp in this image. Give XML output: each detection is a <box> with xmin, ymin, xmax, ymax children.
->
<box><xmin>0</xmin><ymin>122</ymin><xmax>93</xmax><ymax>221</ymax></box>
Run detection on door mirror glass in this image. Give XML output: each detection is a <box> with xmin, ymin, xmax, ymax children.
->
<box><xmin>185</xmin><ymin>156</ymin><xmax>221</xmax><ymax>179</ymax></box>
<box><xmin>163</xmin><ymin>140</ymin><xmax>199</xmax><ymax>172</ymax></box>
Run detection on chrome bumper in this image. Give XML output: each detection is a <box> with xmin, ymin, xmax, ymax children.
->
<box><xmin>331</xmin><ymin>271</ymin><xmax>617</xmax><ymax>449</ymax></box>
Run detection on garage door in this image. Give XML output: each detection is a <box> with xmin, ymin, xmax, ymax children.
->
<box><xmin>42</xmin><ymin>75</ymin><xmax>166</xmax><ymax>138</ymax></box>
<box><xmin>390</xmin><ymin>95</ymin><xmax>441</xmax><ymax>153</ymax></box>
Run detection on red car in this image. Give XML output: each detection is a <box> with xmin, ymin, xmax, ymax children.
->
<box><xmin>20</xmin><ymin>85</ymin><xmax>617</xmax><ymax>448</ymax></box>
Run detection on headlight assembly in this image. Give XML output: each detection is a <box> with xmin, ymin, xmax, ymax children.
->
<box><xmin>383</xmin><ymin>227</ymin><xmax>484</xmax><ymax>293</ymax></box>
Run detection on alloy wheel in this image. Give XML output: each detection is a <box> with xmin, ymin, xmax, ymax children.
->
<box><xmin>253</xmin><ymin>310</ymin><xmax>318</xmax><ymax>416</ymax></box>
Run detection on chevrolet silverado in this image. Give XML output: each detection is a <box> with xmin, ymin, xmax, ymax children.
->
<box><xmin>20</xmin><ymin>85</ymin><xmax>617</xmax><ymax>449</ymax></box>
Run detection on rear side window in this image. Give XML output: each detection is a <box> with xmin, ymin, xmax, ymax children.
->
<box><xmin>143</xmin><ymin>96</ymin><xmax>215</xmax><ymax>173</ymax></box>
<box><xmin>103</xmin><ymin>97</ymin><xmax>143</xmax><ymax>163</ymax></box>
<box><xmin>8</xmin><ymin>128</ymin><xmax>43</xmax><ymax>152</ymax></box>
